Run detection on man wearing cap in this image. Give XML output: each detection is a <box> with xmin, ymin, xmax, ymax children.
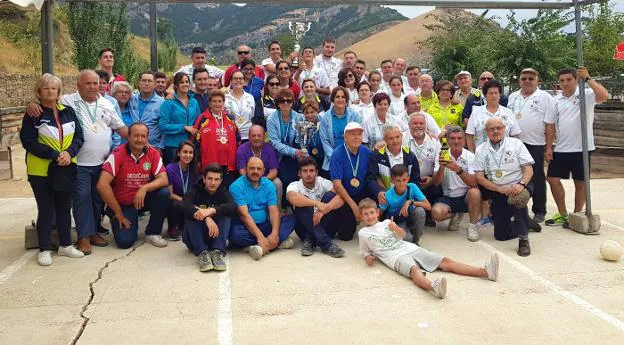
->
<box><xmin>474</xmin><ymin>117</ymin><xmax>535</xmax><ymax>256</ymax></box>
<box><xmin>454</xmin><ymin>71</ymin><xmax>478</xmax><ymax>107</ymax></box>
<box><xmin>223</xmin><ymin>45</ymin><xmax>265</xmax><ymax>87</ymax></box>
<box><xmin>176</xmin><ymin>46</ymin><xmax>224</xmax><ymax>89</ymax></box>
<box><xmin>462</xmin><ymin>71</ymin><xmax>509</xmax><ymax>127</ymax></box>
<box><xmin>330</xmin><ymin>122</ymin><xmax>371</xmax><ymax>240</ymax></box>
<box><xmin>544</xmin><ymin>66</ymin><xmax>609</xmax><ymax>228</ymax></box>
<box><xmin>507</xmin><ymin>68</ymin><xmax>554</xmax><ymax>223</ymax></box>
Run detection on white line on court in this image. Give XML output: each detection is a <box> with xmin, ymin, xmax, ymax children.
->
<box><xmin>218</xmin><ymin>258</ymin><xmax>233</xmax><ymax>345</ymax></box>
<box><xmin>477</xmin><ymin>240</ymin><xmax>624</xmax><ymax>333</ymax></box>
<box><xmin>602</xmin><ymin>220</ymin><xmax>624</xmax><ymax>233</ymax></box>
<box><xmin>0</xmin><ymin>250</ymin><xmax>36</xmax><ymax>286</ymax></box>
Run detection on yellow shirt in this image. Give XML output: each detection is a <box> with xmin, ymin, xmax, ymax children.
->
<box><xmin>427</xmin><ymin>102</ymin><xmax>464</xmax><ymax>128</ymax></box>
<box><xmin>420</xmin><ymin>92</ymin><xmax>439</xmax><ymax>113</ymax></box>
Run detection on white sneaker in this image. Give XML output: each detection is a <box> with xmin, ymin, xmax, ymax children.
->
<box><xmin>247</xmin><ymin>245</ymin><xmax>263</xmax><ymax>260</ymax></box>
<box><xmin>145</xmin><ymin>235</ymin><xmax>168</xmax><ymax>248</ymax></box>
<box><xmin>431</xmin><ymin>277</ymin><xmax>447</xmax><ymax>299</ymax></box>
<box><xmin>447</xmin><ymin>213</ymin><xmax>464</xmax><ymax>231</ymax></box>
<box><xmin>58</xmin><ymin>245</ymin><xmax>85</xmax><ymax>258</ymax></box>
<box><xmin>466</xmin><ymin>223</ymin><xmax>480</xmax><ymax>242</ymax></box>
<box><xmin>38</xmin><ymin>250</ymin><xmax>52</xmax><ymax>266</ymax></box>
<box><xmin>484</xmin><ymin>253</ymin><xmax>499</xmax><ymax>281</ymax></box>
<box><xmin>279</xmin><ymin>237</ymin><xmax>295</xmax><ymax>249</ymax></box>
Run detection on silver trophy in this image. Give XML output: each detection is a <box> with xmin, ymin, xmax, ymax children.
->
<box><xmin>288</xmin><ymin>21</ymin><xmax>312</xmax><ymax>68</ymax></box>
<box><xmin>297</xmin><ymin>120</ymin><xmax>320</xmax><ymax>156</ymax></box>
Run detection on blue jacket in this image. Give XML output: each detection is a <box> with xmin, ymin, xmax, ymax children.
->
<box><xmin>266</xmin><ymin>109</ymin><xmax>304</xmax><ymax>160</ymax></box>
<box><xmin>128</xmin><ymin>92</ymin><xmax>165</xmax><ymax>148</ymax></box>
<box><xmin>319</xmin><ymin>106</ymin><xmax>361</xmax><ymax>170</ymax></box>
<box><xmin>159</xmin><ymin>93</ymin><xmax>201</xmax><ymax>148</ymax></box>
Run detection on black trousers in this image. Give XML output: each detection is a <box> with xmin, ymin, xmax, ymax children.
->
<box><xmin>482</xmin><ymin>182</ymin><xmax>533</xmax><ymax>241</ymax></box>
<box><xmin>524</xmin><ymin>143</ymin><xmax>546</xmax><ymax>216</ymax></box>
<box><xmin>29</xmin><ymin>176</ymin><xmax>72</xmax><ymax>251</ymax></box>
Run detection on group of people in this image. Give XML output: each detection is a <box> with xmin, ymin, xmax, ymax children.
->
<box><xmin>21</xmin><ymin>38</ymin><xmax>608</xmax><ymax>299</ymax></box>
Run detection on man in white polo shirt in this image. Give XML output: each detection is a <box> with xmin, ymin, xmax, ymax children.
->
<box><xmin>398</xmin><ymin>95</ymin><xmax>441</xmax><ymax>137</ymax></box>
<box><xmin>432</xmin><ymin>126</ymin><xmax>483</xmax><ymax>241</ymax></box>
<box><xmin>544</xmin><ymin>67</ymin><xmax>608</xmax><ymax>227</ymax></box>
<box><xmin>508</xmin><ymin>68</ymin><xmax>554</xmax><ymax>224</ymax></box>
<box><xmin>475</xmin><ymin>117</ymin><xmax>535</xmax><ymax>257</ymax></box>
<box><xmin>314</xmin><ymin>38</ymin><xmax>342</xmax><ymax>89</ymax></box>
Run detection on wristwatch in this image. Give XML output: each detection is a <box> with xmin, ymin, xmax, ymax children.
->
<box><xmin>584</xmin><ymin>76</ymin><xmax>591</xmax><ymax>82</ymax></box>
<box><xmin>519</xmin><ymin>181</ymin><xmax>527</xmax><ymax>189</ymax></box>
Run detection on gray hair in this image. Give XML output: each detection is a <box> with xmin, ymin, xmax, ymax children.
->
<box><xmin>34</xmin><ymin>73</ymin><xmax>63</xmax><ymax>100</ymax></box>
<box><xmin>383</xmin><ymin>124</ymin><xmax>402</xmax><ymax>137</ymax></box>
<box><xmin>445</xmin><ymin>125</ymin><xmax>465</xmax><ymax>139</ymax></box>
<box><xmin>110</xmin><ymin>81</ymin><xmax>132</xmax><ymax>97</ymax></box>
<box><xmin>408</xmin><ymin>111</ymin><xmax>427</xmax><ymax>122</ymax></box>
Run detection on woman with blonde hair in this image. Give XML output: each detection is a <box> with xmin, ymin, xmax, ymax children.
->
<box><xmin>20</xmin><ymin>74</ymin><xmax>85</xmax><ymax>266</ymax></box>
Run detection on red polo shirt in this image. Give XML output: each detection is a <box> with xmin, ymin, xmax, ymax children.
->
<box><xmin>223</xmin><ymin>64</ymin><xmax>265</xmax><ymax>87</ymax></box>
<box><xmin>102</xmin><ymin>143</ymin><xmax>165</xmax><ymax>206</ymax></box>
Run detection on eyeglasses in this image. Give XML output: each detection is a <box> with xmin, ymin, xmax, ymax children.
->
<box><xmin>278</xmin><ymin>67</ymin><xmax>290</xmax><ymax>71</ymax></box>
<box><xmin>520</xmin><ymin>77</ymin><xmax>535</xmax><ymax>81</ymax></box>
<box><xmin>268</xmin><ymin>82</ymin><xmax>280</xmax><ymax>87</ymax></box>
<box><xmin>486</xmin><ymin>126</ymin><xmax>505</xmax><ymax>132</ymax></box>
<box><xmin>480</xmin><ymin>77</ymin><xmax>493</xmax><ymax>81</ymax></box>
<box><xmin>278</xmin><ymin>99</ymin><xmax>293</xmax><ymax>104</ymax></box>
<box><xmin>439</xmin><ymin>88</ymin><xmax>453</xmax><ymax>92</ymax></box>
<box><xmin>116</xmin><ymin>90</ymin><xmax>131</xmax><ymax>95</ymax></box>
<box><xmin>237</xmin><ymin>51</ymin><xmax>250</xmax><ymax>55</ymax></box>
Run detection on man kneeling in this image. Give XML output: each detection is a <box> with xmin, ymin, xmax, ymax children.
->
<box><xmin>181</xmin><ymin>163</ymin><xmax>236</xmax><ymax>272</ymax></box>
<box><xmin>286</xmin><ymin>157</ymin><xmax>345</xmax><ymax>257</ymax></box>
<box><xmin>358</xmin><ymin>198</ymin><xmax>499</xmax><ymax>299</ymax></box>
<box><xmin>97</xmin><ymin>123</ymin><xmax>170</xmax><ymax>249</ymax></box>
<box><xmin>229</xmin><ymin>157</ymin><xmax>296</xmax><ymax>260</ymax></box>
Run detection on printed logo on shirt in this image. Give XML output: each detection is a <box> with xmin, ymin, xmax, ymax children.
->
<box><xmin>450</xmin><ymin>109</ymin><xmax>456</xmax><ymax>114</ymax></box>
<box><xmin>143</xmin><ymin>162</ymin><xmax>151</xmax><ymax>171</ymax></box>
<box><xmin>503</xmin><ymin>151</ymin><xmax>515</xmax><ymax>163</ymax></box>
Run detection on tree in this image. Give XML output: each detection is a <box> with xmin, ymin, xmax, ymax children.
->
<box><xmin>582</xmin><ymin>0</ymin><xmax>624</xmax><ymax>77</ymax></box>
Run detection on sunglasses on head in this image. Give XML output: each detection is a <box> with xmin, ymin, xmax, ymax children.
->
<box><xmin>278</xmin><ymin>99</ymin><xmax>293</xmax><ymax>104</ymax></box>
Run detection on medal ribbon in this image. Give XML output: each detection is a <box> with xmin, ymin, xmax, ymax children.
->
<box><xmin>178</xmin><ymin>163</ymin><xmax>189</xmax><ymax>194</ymax></box>
<box><xmin>344</xmin><ymin>144</ymin><xmax>360</xmax><ymax>180</ymax></box>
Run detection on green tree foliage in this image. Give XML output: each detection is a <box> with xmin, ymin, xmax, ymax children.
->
<box><xmin>582</xmin><ymin>0</ymin><xmax>624</xmax><ymax>77</ymax></box>
<box><xmin>157</xmin><ymin>18</ymin><xmax>178</xmax><ymax>72</ymax></box>
<box><xmin>495</xmin><ymin>10</ymin><xmax>576</xmax><ymax>82</ymax></box>
<box><xmin>274</xmin><ymin>33</ymin><xmax>296</xmax><ymax>56</ymax></box>
<box><xmin>0</xmin><ymin>8</ymin><xmax>42</xmax><ymax>74</ymax></box>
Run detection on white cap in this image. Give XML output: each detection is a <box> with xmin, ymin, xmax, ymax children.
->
<box><xmin>343</xmin><ymin>122</ymin><xmax>364</xmax><ymax>134</ymax></box>
<box><xmin>455</xmin><ymin>70</ymin><xmax>472</xmax><ymax>79</ymax></box>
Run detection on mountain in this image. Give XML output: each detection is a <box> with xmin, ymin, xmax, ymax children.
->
<box><xmin>127</xmin><ymin>3</ymin><xmax>407</xmax><ymax>64</ymax></box>
<box><xmin>336</xmin><ymin>8</ymin><xmax>490</xmax><ymax>69</ymax></box>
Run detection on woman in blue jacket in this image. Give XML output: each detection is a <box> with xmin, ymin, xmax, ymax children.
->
<box><xmin>159</xmin><ymin>72</ymin><xmax>201</xmax><ymax>164</ymax></box>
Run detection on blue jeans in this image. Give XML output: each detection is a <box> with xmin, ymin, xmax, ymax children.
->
<box><xmin>293</xmin><ymin>192</ymin><xmax>336</xmax><ymax>250</ymax></box>
<box><xmin>229</xmin><ymin>214</ymin><xmax>295</xmax><ymax>248</ymax></box>
<box><xmin>73</xmin><ymin>165</ymin><xmax>103</xmax><ymax>239</ymax></box>
<box><xmin>182</xmin><ymin>216</ymin><xmax>231</xmax><ymax>256</ymax></box>
<box><xmin>111</xmin><ymin>187</ymin><xmax>170</xmax><ymax>249</ymax></box>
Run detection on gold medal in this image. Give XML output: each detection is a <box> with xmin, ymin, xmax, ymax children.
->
<box><xmin>91</xmin><ymin>123</ymin><xmax>100</xmax><ymax>133</ymax></box>
<box><xmin>515</xmin><ymin>112</ymin><xmax>522</xmax><ymax>120</ymax></box>
<box><xmin>219</xmin><ymin>136</ymin><xmax>227</xmax><ymax>144</ymax></box>
<box><xmin>311</xmin><ymin>148</ymin><xmax>318</xmax><ymax>155</ymax></box>
<box><xmin>350</xmin><ymin>178</ymin><xmax>360</xmax><ymax>188</ymax></box>
<box><xmin>495</xmin><ymin>170</ymin><xmax>503</xmax><ymax>178</ymax></box>
<box><xmin>237</xmin><ymin>116</ymin><xmax>246</xmax><ymax>124</ymax></box>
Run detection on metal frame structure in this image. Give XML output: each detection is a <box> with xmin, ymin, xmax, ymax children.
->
<box><xmin>33</xmin><ymin>0</ymin><xmax>601</xmax><ymax>216</ymax></box>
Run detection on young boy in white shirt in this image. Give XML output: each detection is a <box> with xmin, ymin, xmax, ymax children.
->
<box><xmin>358</xmin><ymin>198</ymin><xmax>499</xmax><ymax>299</ymax></box>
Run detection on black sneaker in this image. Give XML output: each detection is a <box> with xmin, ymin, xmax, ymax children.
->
<box><xmin>301</xmin><ymin>239</ymin><xmax>315</xmax><ymax>256</ymax></box>
<box><xmin>425</xmin><ymin>218</ymin><xmax>436</xmax><ymax>227</ymax></box>
<box><xmin>517</xmin><ymin>239</ymin><xmax>531</xmax><ymax>257</ymax></box>
<box><xmin>97</xmin><ymin>224</ymin><xmax>110</xmax><ymax>236</ymax></box>
<box><xmin>528</xmin><ymin>219</ymin><xmax>542</xmax><ymax>233</ymax></box>
<box><xmin>563</xmin><ymin>221</ymin><xmax>570</xmax><ymax>229</ymax></box>
<box><xmin>322</xmin><ymin>243</ymin><xmax>345</xmax><ymax>258</ymax></box>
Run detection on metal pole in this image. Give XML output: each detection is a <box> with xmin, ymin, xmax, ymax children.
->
<box><xmin>574</xmin><ymin>0</ymin><xmax>592</xmax><ymax>216</ymax></box>
<box><xmin>41</xmin><ymin>0</ymin><xmax>54</xmax><ymax>74</ymax></box>
<box><xmin>149</xmin><ymin>3</ymin><xmax>158</xmax><ymax>71</ymax></box>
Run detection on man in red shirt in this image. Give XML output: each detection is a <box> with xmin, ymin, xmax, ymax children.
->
<box><xmin>97</xmin><ymin>123</ymin><xmax>170</xmax><ymax>249</ymax></box>
<box><xmin>222</xmin><ymin>44</ymin><xmax>265</xmax><ymax>87</ymax></box>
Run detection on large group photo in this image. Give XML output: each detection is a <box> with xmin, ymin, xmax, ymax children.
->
<box><xmin>1</xmin><ymin>0</ymin><xmax>624</xmax><ymax>344</ymax></box>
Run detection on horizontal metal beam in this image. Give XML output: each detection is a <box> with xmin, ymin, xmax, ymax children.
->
<box><xmin>65</xmin><ymin>0</ymin><xmax>576</xmax><ymax>10</ymax></box>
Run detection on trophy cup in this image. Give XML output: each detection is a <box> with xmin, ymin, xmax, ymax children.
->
<box><xmin>288</xmin><ymin>21</ymin><xmax>312</xmax><ymax>68</ymax></box>
<box><xmin>297</xmin><ymin>120</ymin><xmax>320</xmax><ymax>156</ymax></box>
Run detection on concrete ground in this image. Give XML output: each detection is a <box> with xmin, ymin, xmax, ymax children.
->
<box><xmin>1</xmin><ymin>147</ymin><xmax>624</xmax><ymax>344</ymax></box>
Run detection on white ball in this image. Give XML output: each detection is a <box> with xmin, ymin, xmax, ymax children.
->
<box><xmin>600</xmin><ymin>240</ymin><xmax>623</xmax><ymax>262</ymax></box>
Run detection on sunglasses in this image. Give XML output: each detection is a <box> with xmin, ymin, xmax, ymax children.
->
<box><xmin>480</xmin><ymin>77</ymin><xmax>493</xmax><ymax>81</ymax></box>
<box><xmin>278</xmin><ymin>67</ymin><xmax>290</xmax><ymax>71</ymax></box>
<box><xmin>237</xmin><ymin>51</ymin><xmax>250</xmax><ymax>55</ymax></box>
<box><xmin>268</xmin><ymin>82</ymin><xmax>280</xmax><ymax>86</ymax></box>
<box><xmin>520</xmin><ymin>77</ymin><xmax>535</xmax><ymax>81</ymax></box>
<box><xmin>278</xmin><ymin>99</ymin><xmax>293</xmax><ymax>104</ymax></box>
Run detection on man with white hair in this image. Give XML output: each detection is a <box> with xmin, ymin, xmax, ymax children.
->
<box><xmin>474</xmin><ymin>117</ymin><xmax>535</xmax><ymax>256</ymax></box>
<box><xmin>418</xmin><ymin>74</ymin><xmax>438</xmax><ymax>112</ymax></box>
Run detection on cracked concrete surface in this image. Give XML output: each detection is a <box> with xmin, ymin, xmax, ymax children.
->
<box><xmin>0</xmin><ymin>179</ymin><xmax>623</xmax><ymax>344</ymax></box>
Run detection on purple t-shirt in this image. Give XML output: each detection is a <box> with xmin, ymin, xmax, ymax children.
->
<box><xmin>236</xmin><ymin>142</ymin><xmax>279</xmax><ymax>176</ymax></box>
<box><xmin>166</xmin><ymin>162</ymin><xmax>195</xmax><ymax>197</ymax></box>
